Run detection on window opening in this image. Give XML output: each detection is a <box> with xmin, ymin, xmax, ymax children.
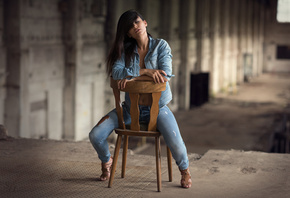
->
<box><xmin>277</xmin><ymin>0</ymin><xmax>290</xmax><ymax>23</ymax></box>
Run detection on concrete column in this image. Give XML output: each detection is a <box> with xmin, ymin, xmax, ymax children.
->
<box><xmin>237</xmin><ymin>0</ymin><xmax>248</xmax><ymax>83</ymax></box>
<box><xmin>222</xmin><ymin>0</ymin><xmax>231</xmax><ymax>91</ymax></box>
<box><xmin>4</xmin><ymin>0</ymin><xmax>22</xmax><ymax>137</ymax></box>
<box><xmin>137</xmin><ymin>0</ymin><xmax>160</xmax><ymax>37</ymax></box>
<box><xmin>253</xmin><ymin>0</ymin><xmax>260</xmax><ymax>77</ymax></box>
<box><xmin>218</xmin><ymin>0</ymin><xmax>225</xmax><ymax>91</ymax></box>
<box><xmin>237</xmin><ymin>0</ymin><xmax>243</xmax><ymax>84</ymax></box>
<box><xmin>168</xmin><ymin>0</ymin><xmax>180</xmax><ymax>111</ymax></box>
<box><xmin>0</xmin><ymin>0</ymin><xmax>6</xmax><ymax>124</ymax></box>
<box><xmin>195</xmin><ymin>0</ymin><xmax>202</xmax><ymax>72</ymax></box>
<box><xmin>263</xmin><ymin>0</ymin><xmax>276</xmax><ymax>72</ymax></box>
<box><xmin>229</xmin><ymin>0</ymin><xmax>239</xmax><ymax>93</ymax></box>
<box><xmin>178</xmin><ymin>0</ymin><xmax>194</xmax><ymax>110</ymax></box>
<box><xmin>61</xmin><ymin>0</ymin><xmax>78</xmax><ymax>140</ymax></box>
<box><xmin>105</xmin><ymin>0</ymin><xmax>117</xmax><ymax>52</ymax></box>
<box><xmin>201</xmin><ymin>0</ymin><xmax>211</xmax><ymax>73</ymax></box>
<box><xmin>62</xmin><ymin>0</ymin><xmax>108</xmax><ymax>141</ymax></box>
<box><xmin>246</xmin><ymin>0</ymin><xmax>254</xmax><ymax>55</ymax></box>
<box><xmin>209</xmin><ymin>0</ymin><xmax>222</xmax><ymax>95</ymax></box>
<box><xmin>258</xmin><ymin>2</ymin><xmax>265</xmax><ymax>74</ymax></box>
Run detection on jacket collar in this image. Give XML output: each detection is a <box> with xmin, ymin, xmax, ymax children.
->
<box><xmin>133</xmin><ymin>35</ymin><xmax>154</xmax><ymax>54</ymax></box>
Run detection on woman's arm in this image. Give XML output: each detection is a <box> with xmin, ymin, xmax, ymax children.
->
<box><xmin>156</xmin><ymin>40</ymin><xmax>173</xmax><ymax>81</ymax></box>
<box><xmin>115</xmin><ymin>39</ymin><xmax>173</xmax><ymax>88</ymax></box>
<box><xmin>139</xmin><ymin>69</ymin><xmax>168</xmax><ymax>83</ymax></box>
<box><xmin>117</xmin><ymin>72</ymin><xmax>167</xmax><ymax>89</ymax></box>
<box><xmin>112</xmin><ymin>54</ymin><xmax>139</xmax><ymax>80</ymax></box>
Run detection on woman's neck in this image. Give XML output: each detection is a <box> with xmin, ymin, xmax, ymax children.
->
<box><xmin>136</xmin><ymin>34</ymin><xmax>149</xmax><ymax>51</ymax></box>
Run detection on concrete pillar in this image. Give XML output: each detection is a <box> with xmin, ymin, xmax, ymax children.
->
<box><xmin>4</xmin><ymin>0</ymin><xmax>23</xmax><ymax>137</ymax></box>
<box><xmin>137</xmin><ymin>0</ymin><xmax>160</xmax><ymax>41</ymax></box>
<box><xmin>62</xmin><ymin>0</ymin><xmax>108</xmax><ymax>141</ymax></box>
<box><xmin>237</xmin><ymin>0</ymin><xmax>243</xmax><ymax>84</ymax></box>
<box><xmin>218</xmin><ymin>0</ymin><xmax>226</xmax><ymax>91</ymax></box>
<box><xmin>237</xmin><ymin>0</ymin><xmax>248</xmax><ymax>83</ymax></box>
<box><xmin>61</xmin><ymin>0</ymin><xmax>79</xmax><ymax>140</ymax></box>
<box><xmin>253</xmin><ymin>0</ymin><xmax>260</xmax><ymax>77</ymax></box>
<box><xmin>209</xmin><ymin>0</ymin><xmax>222</xmax><ymax>95</ymax></box>
<box><xmin>254</xmin><ymin>0</ymin><xmax>265</xmax><ymax>76</ymax></box>
<box><xmin>258</xmin><ymin>2</ymin><xmax>265</xmax><ymax>74</ymax></box>
<box><xmin>228</xmin><ymin>0</ymin><xmax>239</xmax><ymax>93</ymax></box>
<box><xmin>168</xmin><ymin>0</ymin><xmax>180</xmax><ymax>111</ymax></box>
<box><xmin>199</xmin><ymin>0</ymin><xmax>211</xmax><ymax>73</ymax></box>
<box><xmin>246</xmin><ymin>0</ymin><xmax>254</xmax><ymax>55</ymax></box>
<box><xmin>178</xmin><ymin>0</ymin><xmax>196</xmax><ymax>110</ymax></box>
<box><xmin>138</xmin><ymin>0</ymin><xmax>160</xmax><ymax>37</ymax></box>
<box><xmin>158</xmin><ymin>0</ymin><xmax>180</xmax><ymax>111</ymax></box>
<box><xmin>195</xmin><ymin>0</ymin><xmax>209</xmax><ymax>73</ymax></box>
<box><xmin>264</xmin><ymin>0</ymin><xmax>276</xmax><ymax>72</ymax></box>
<box><xmin>222</xmin><ymin>0</ymin><xmax>231</xmax><ymax>91</ymax></box>
<box><xmin>0</xmin><ymin>0</ymin><xmax>6</xmax><ymax>125</ymax></box>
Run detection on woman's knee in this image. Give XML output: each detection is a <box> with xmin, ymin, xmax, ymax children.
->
<box><xmin>89</xmin><ymin>126</ymin><xmax>109</xmax><ymax>150</ymax></box>
<box><xmin>89</xmin><ymin>114</ymin><xmax>116</xmax><ymax>143</ymax></box>
<box><xmin>89</xmin><ymin>126</ymin><xmax>99</xmax><ymax>143</ymax></box>
<box><xmin>89</xmin><ymin>125</ymin><xmax>105</xmax><ymax>143</ymax></box>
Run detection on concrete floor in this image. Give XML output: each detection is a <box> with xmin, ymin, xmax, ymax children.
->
<box><xmin>1</xmin><ymin>72</ymin><xmax>290</xmax><ymax>197</ymax></box>
<box><xmin>0</xmin><ymin>139</ymin><xmax>289</xmax><ymax>198</ymax></box>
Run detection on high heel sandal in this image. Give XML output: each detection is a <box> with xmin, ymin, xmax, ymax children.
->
<box><xmin>100</xmin><ymin>157</ymin><xmax>113</xmax><ymax>181</ymax></box>
<box><xmin>180</xmin><ymin>168</ymin><xmax>192</xmax><ymax>188</ymax></box>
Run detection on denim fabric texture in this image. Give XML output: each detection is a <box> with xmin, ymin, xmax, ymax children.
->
<box><xmin>89</xmin><ymin>104</ymin><xmax>189</xmax><ymax>170</ymax></box>
<box><xmin>111</xmin><ymin>36</ymin><xmax>173</xmax><ymax>108</ymax></box>
<box><xmin>89</xmin><ymin>36</ymin><xmax>189</xmax><ymax>170</ymax></box>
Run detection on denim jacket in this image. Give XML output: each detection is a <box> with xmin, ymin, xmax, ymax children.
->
<box><xmin>112</xmin><ymin>36</ymin><xmax>173</xmax><ymax>107</ymax></box>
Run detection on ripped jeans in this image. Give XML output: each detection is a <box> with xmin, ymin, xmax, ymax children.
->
<box><xmin>89</xmin><ymin>104</ymin><xmax>189</xmax><ymax>170</ymax></box>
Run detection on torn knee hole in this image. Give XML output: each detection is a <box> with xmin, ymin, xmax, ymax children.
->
<box><xmin>97</xmin><ymin>115</ymin><xmax>109</xmax><ymax>126</ymax></box>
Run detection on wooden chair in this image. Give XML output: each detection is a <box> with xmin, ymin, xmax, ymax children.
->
<box><xmin>108</xmin><ymin>78</ymin><xmax>173</xmax><ymax>192</ymax></box>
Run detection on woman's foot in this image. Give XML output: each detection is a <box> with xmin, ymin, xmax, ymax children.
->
<box><xmin>180</xmin><ymin>168</ymin><xmax>192</xmax><ymax>188</ymax></box>
<box><xmin>100</xmin><ymin>157</ymin><xmax>113</xmax><ymax>181</ymax></box>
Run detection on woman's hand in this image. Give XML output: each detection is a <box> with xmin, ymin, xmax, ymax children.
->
<box><xmin>117</xmin><ymin>78</ymin><xmax>133</xmax><ymax>89</ymax></box>
<box><xmin>141</xmin><ymin>69</ymin><xmax>168</xmax><ymax>84</ymax></box>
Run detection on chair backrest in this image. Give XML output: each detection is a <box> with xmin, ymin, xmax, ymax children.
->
<box><xmin>110</xmin><ymin>78</ymin><xmax>166</xmax><ymax>132</ymax></box>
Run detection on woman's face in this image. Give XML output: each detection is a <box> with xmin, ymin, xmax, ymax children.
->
<box><xmin>127</xmin><ymin>16</ymin><xmax>147</xmax><ymax>39</ymax></box>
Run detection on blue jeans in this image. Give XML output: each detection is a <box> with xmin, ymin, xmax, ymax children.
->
<box><xmin>89</xmin><ymin>104</ymin><xmax>189</xmax><ymax>170</ymax></box>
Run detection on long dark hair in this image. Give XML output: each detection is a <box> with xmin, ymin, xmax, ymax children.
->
<box><xmin>106</xmin><ymin>10</ymin><xmax>146</xmax><ymax>76</ymax></box>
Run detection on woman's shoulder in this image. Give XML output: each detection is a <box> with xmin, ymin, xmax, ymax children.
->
<box><xmin>150</xmin><ymin>37</ymin><xmax>170</xmax><ymax>51</ymax></box>
<box><xmin>151</xmin><ymin>37</ymin><xmax>167</xmax><ymax>44</ymax></box>
<box><xmin>157</xmin><ymin>39</ymin><xmax>171</xmax><ymax>53</ymax></box>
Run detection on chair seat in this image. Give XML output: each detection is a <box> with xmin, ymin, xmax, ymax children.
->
<box><xmin>125</xmin><ymin>122</ymin><xmax>150</xmax><ymax>131</ymax></box>
<box><xmin>115</xmin><ymin>128</ymin><xmax>161</xmax><ymax>137</ymax></box>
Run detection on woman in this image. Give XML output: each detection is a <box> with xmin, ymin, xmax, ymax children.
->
<box><xmin>89</xmin><ymin>10</ymin><xmax>192</xmax><ymax>188</ymax></box>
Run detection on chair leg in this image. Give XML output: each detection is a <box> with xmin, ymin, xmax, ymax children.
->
<box><xmin>122</xmin><ymin>135</ymin><xmax>129</xmax><ymax>178</ymax></box>
<box><xmin>108</xmin><ymin>134</ymin><xmax>122</xmax><ymax>188</ymax></box>
<box><xmin>155</xmin><ymin>136</ymin><xmax>162</xmax><ymax>192</ymax></box>
<box><xmin>167</xmin><ymin>146</ymin><xmax>173</xmax><ymax>182</ymax></box>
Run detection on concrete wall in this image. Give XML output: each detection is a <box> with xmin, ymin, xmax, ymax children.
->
<box><xmin>60</xmin><ymin>0</ymin><xmax>107</xmax><ymax>141</ymax></box>
<box><xmin>3</xmin><ymin>0</ymin><xmax>107</xmax><ymax>140</ymax></box>
<box><xmin>1</xmin><ymin>0</ymin><xmax>285</xmax><ymax>141</ymax></box>
<box><xmin>264</xmin><ymin>0</ymin><xmax>290</xmax><ymax>72</ymax></box>
<box><xmin>4</xmin><ymin>0</ymin><xmax>64</xmax><ymax>139</ymax></box>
